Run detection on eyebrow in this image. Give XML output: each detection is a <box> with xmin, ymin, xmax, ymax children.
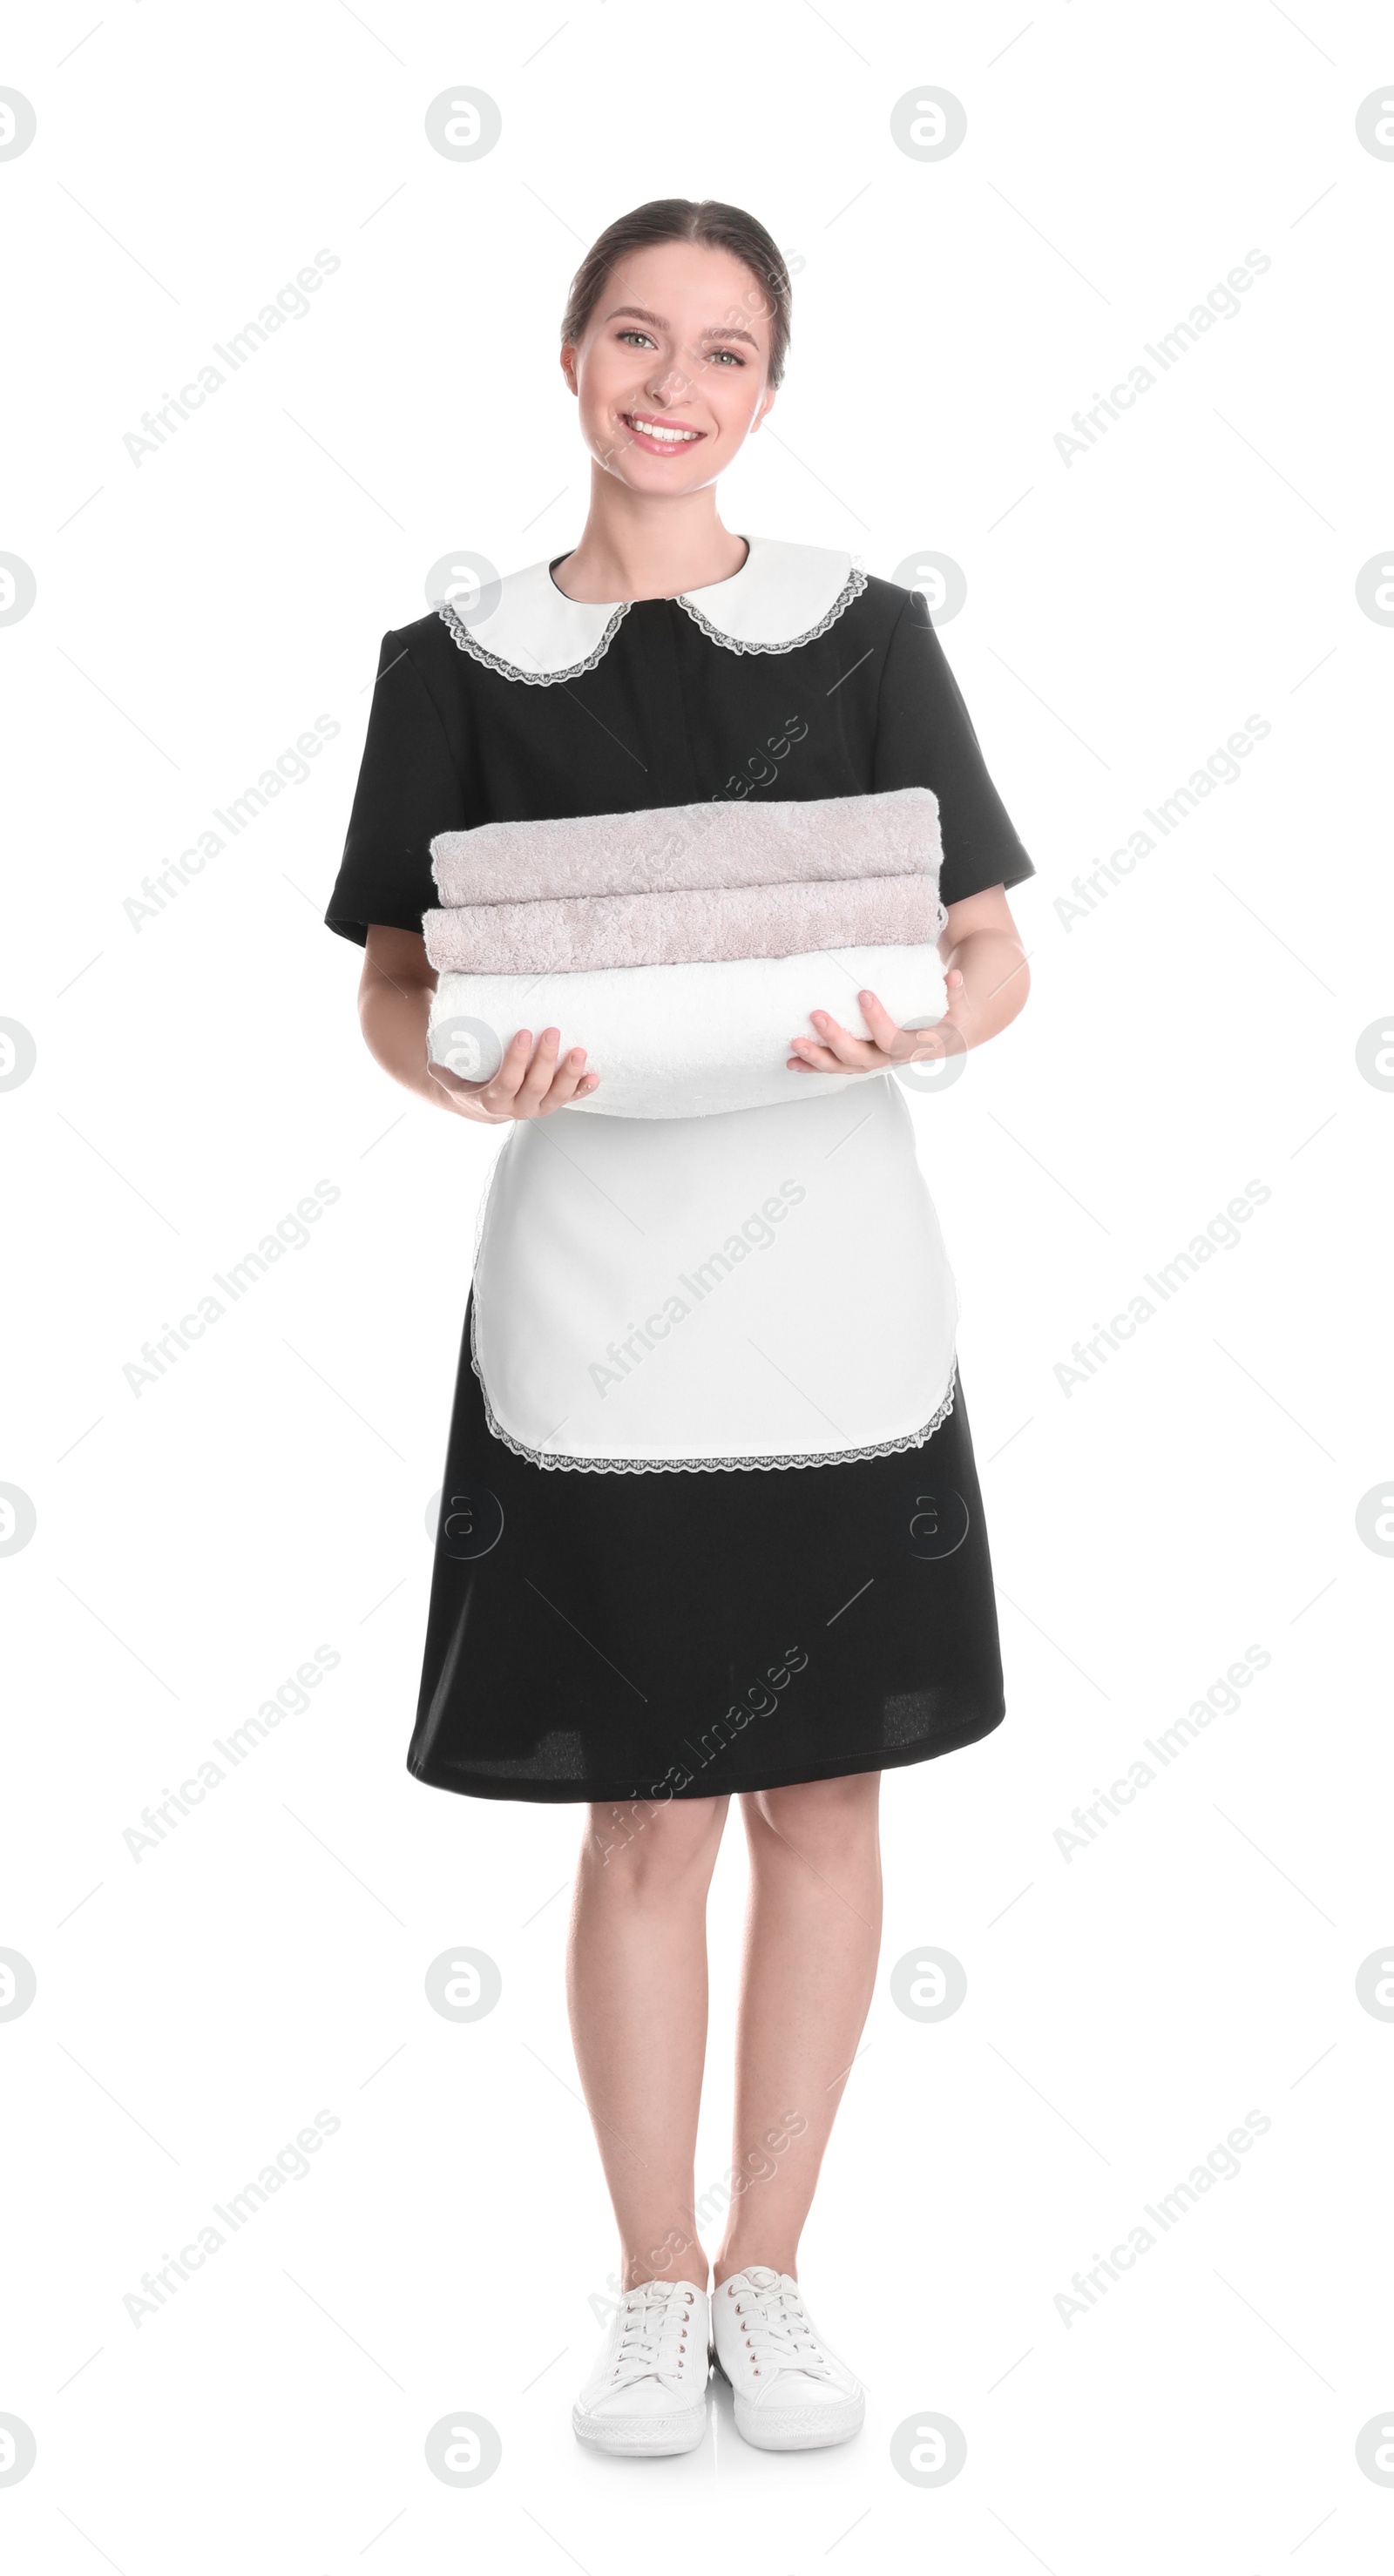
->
<box><xmin>604</xmin><ymin>303</ymin><xmax>761</xmax><ymax>349</ymax></box>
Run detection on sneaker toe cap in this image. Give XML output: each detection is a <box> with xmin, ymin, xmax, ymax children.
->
<box><xmin>754</xmin><ymin>2369</ymin><xmax>857</xmax><ymax>2412</ymax></box>
<box><xmin>588</xmin><ymin>2375</ymin><xmax>697</xmax><ymax>2420</ymax></box>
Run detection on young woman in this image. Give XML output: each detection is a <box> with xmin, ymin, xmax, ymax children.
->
<box><xmin>325</xmin><ymin>199</ymin><xmax>1033</xmax><ymax>2458</ymax></box>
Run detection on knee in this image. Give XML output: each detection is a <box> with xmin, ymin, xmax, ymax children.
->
<box><xmin>584</xmin><ymin>1792</ymin><xmax>727</xmax><ymax>1889</ymax></box>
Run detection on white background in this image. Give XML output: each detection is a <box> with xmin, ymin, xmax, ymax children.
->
<box><xmin>3</xmin><ymin>1</ymin><xmax>1392</xmax><ymax>2567</ymax></box>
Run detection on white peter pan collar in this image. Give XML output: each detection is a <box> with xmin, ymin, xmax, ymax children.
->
<box><xmin>435</xmin><ymin>536</ymin><xmax>867</xmax><ymax>686</ymax></box>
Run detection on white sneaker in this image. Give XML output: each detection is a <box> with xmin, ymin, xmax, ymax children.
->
<box><xmin>711</xmin><ymin>2266</ymin><xmax>865</xmax><ymax>2451</ymax></box>
<box><xmin>572</xmin><ymin>2278</ymin><xmax>711</xmax><ymax>2456</ymax></box>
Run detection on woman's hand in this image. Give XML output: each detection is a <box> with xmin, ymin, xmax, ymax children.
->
<box><xmin>428</xmin><ymin>1025</ymin><xmax>599</xmax><ymax>1123</ymax></box>
<box><xmin>357</xmin><ymin>934</ymin><xmax>599</xmax><ymax>1122</ymax></box>
<box><xmin>787</xmin><ymin>971</ymin><xmax>969</xmax><ymax>1076</ymax></box>
<box><xmin>786</xmin><ymin>887</ymin><xmax>1032</xmax><ymax>1078</ymax></box>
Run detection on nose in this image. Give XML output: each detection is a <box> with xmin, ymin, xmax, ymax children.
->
<box><xmin>646</xmin><ymin>357</ymin><xmax>693</xmax><ymax>406</ymax></box>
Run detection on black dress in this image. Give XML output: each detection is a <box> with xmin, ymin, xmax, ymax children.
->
<box><xmin>324</xmin><ymin>538</ymin><xmax>1035</xmax><ymax>1806</ymax></box>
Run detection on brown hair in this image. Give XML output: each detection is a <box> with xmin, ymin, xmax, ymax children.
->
<box><xmin>561</xmin><ymin>198</ymin><xmax>792</xmax><ymax>387</ymax></box>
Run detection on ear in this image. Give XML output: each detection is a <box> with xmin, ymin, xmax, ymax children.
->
<box><xmin>749</xmin><ymin>382</ymin><xmax>777</xmax><ymax>435</ymax></box>
<box><xmin>559</xmin><ymin>342</ymin><xmax>579</xmax><ymax>397</ymax></box>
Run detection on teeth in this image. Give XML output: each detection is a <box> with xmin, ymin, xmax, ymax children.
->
<box><xmin>626</xmin><ymin>416</ymin><xmax>700</xmax><ymax>443</ymax></box>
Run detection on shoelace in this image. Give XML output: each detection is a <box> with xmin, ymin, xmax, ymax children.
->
<box><xmin>611</xmin><ymin>2282</ymin><xmax>696</xmax><ymax>2390</ymax></box>
<box><xmin>729</xmin><ymin>2271</ymin><xmax>832</xmax><ymax>2383</ymax></box>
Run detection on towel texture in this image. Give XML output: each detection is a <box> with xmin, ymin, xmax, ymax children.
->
<box><xmin>422</xmin><ymin>790</ymin><xmax>948</xmax><ymax>1118</ymax></box>
<box><xmin>429</xmin><ymin>783</ymin><xmax>940</xmax><ymax>905</ymax></box>
<box><xmin>428</xmin><ymin>944</ymin><xmax>950</xmax><ymax>1119</ymax></box>
<box><xmin>423</xmin><ymin>872</ymin><xmax>944</xmax><ymax>975</ymax></box>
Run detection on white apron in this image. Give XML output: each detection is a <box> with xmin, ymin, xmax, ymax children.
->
<box><xmin>470</xmin><ymin>1075</ymin><xmax>958</xmax><ymax>1472</ymax></box>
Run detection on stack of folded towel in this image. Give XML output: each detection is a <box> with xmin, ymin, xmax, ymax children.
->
<box><xmin>423</xmin><ymin>784</ymin><xmax>949</xmax><ymax>1119</ymax></box>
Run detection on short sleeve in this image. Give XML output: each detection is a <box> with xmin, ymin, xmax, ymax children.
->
<box><xmin>323</xmin><ymin>631</ymin><xmax>468</xmax><ymax>946</ymax></box>
<box><xmin>872</xmin><ymin>590</ymin><xmax>1035</xmax><ymax>908</ymax></box>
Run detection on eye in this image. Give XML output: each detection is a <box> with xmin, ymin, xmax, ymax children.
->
<box><xmin>616</xmin><ymin>328</ymin><xmax>657</xmax><ymax>348</ymax></box>
<box><xmin>707</xmin><ymin>348</ymin><xmax>743</xmax><ymax>365</ymax></box>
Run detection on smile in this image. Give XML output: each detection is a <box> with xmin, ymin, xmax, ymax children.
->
<box><xmin>621</xmin><ymin>413</ymin><xmax>705</xmax><ymax>449</ymax></box>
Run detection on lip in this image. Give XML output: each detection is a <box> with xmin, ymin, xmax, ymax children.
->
<box><xmin>619</xmin><ymin>410</ymin><xmax>707</xmax><ymax>456</ymax></box>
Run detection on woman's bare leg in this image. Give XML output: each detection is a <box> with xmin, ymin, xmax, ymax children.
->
<box><xmin>567</xmin><ymin>1795</ymin><xmax>730</xmax><ymax>2293</ymax></box>
<box><xmin>714</xmin><ymin>1772</ymin><xmax>883</xmax><ymax>2286</ymax></box>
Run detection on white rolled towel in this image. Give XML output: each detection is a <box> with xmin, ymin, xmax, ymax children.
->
<box><xmin>428</xmin><ymin>946</ymin><xmax>949</xmax><ymax>1119</ymax></box>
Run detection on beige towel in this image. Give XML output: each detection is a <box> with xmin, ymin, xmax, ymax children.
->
<box><xmin>423</xmin><ymin>873</ymin><xmax>941</xmax><ymax>975</ymax></box>
<box><xmin>424</xmin><ymin>784</ymin><xmax>944</xmax><ymax>973</ymax></box>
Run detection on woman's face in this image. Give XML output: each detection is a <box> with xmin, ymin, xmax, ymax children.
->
<box><xmin>561</xmin><ymin>238</ymin><xmax>777</xmax><ymax>493</ymax></box>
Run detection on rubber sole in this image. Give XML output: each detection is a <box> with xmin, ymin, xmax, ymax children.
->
<box><xmin>710</xmin><ymin>2346</ymin><xmax>865</xmax><ymax>2451</ymax></box>
<box><xmin>572</xmin><ymin>2398</ymin><xmax>708</xmax><ymax>2457</ymax></box>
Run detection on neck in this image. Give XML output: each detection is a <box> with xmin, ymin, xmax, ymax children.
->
<box><xmin>552</xmin><ymin>470</ymin><xmax>748</xmax><ymax>604</ymax></box>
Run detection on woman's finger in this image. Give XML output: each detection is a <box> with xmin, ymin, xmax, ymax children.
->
<box><xmin>787</xmin><ymin>1033</ymin><xmax>857</xmax><ymax>1072</ymax></box>
<box><xmin>855</xmin><ymin>988</ymin><xmax>903</xmax><ymax>1050</ymax></box>
<box><xmin>477</xmin><ymin>1027</ymin><xmax>532</xmax><ymax>1106</ymax></box>
<box><xmin>427</xmin><ymin>1026</ymin><xmax>528</xmax><ymax>1116</ymax></box>
<box><xmin>856</xmin><ymin>988</ymin><xmax>964</xmax><ymax>1065</ymax></box>
<box><xmin>539</xmin><ymin>1047</ymin><xmax>593</xmax><ymax>1112</ymax></box>
<box><xmin>540</xmin><ymin>1080</ymin><xmax>598</xmax><ymax>1114</ymax></box>
<box><xmin>804</xmin><ymin>1011</ymin><xmax>881</xmax><ymax>1066</ymax></box>
<box><xmin>517</xmin><ymin>1026</ymin><xmax>562</xmax><ymax>1105</ymax></box>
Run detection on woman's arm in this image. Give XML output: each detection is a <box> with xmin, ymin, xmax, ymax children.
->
<box><xmin>936</xmin><ymin>882</ymin><xmax>1031</xmax><ymax>1049</ymax></box>
<box><xmin>787</xmin><ymin>883</ymin><xmax>1029</xmax><ymax>1074</ymax></box>
<box><xmin>358</xmin><ymin>925</ymin><xmax>598</xmax><ymax>1121</ymax></box>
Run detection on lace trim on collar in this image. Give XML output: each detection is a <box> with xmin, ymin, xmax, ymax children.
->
<box><xmin>436</xmin><ymin>594</ymin><xmax>633</xmax><ymax>686</ymax></box>
<box><xmin>434</xmin><ymin>551</ymin><xmax>868</xmax><ymax>686</ymax></box>
<box><xmin>673</xmin><ymin>558</ymin><xmax>869</xmax><ymax>656</ymax></box>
